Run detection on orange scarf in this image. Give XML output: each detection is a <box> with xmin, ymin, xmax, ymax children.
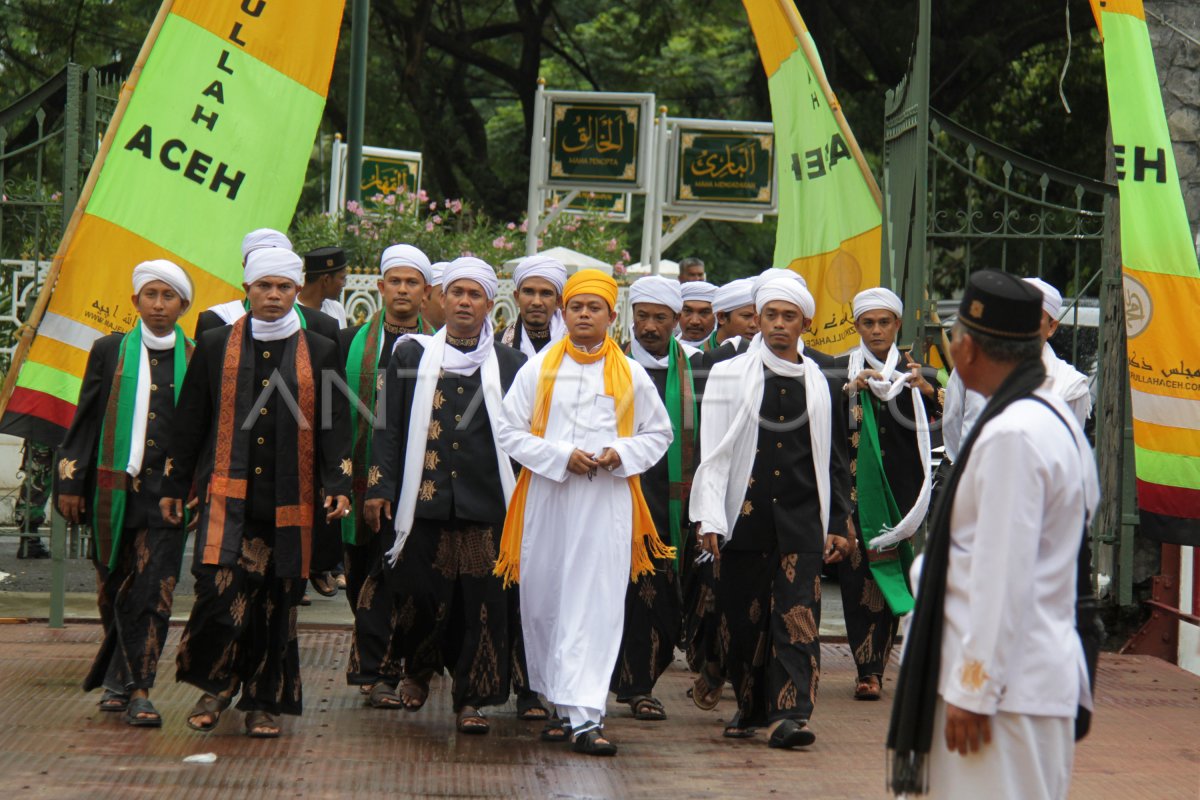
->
<box><xmin>494</xmin><ymin>335</ymin><xmax>675</xmax><ymax>587</ymax></box>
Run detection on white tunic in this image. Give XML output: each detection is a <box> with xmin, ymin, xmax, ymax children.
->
<box><xmin>496</xmin><ymin>348</ymin><xmax>672</xmax><ymax>712</ymax></box>
<box><xmin>939</xmin><ymin>388</ymin><xmax>1100</xmax><ymax>719</ymax></box>
<box><xmin>320</xmin><ymin>298</ymin><xmax>349</xmax><ymax>329</ymax></box>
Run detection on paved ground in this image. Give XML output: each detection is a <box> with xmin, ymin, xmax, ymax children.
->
<box><xmin>0</xmin><ymin>622</ymin><xmax>1195</xmax><ymax>799</ymax></box>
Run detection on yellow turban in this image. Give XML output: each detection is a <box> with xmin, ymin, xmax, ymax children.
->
<box><xmin>563</xmin><ymin>268</ymin><xmax>618</xmax><ymax>310</ymax></box>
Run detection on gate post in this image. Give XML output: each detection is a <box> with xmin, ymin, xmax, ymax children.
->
<box><xmin>62</xmin><ymin>63</ymin><xmax>81</xmax><ymax>233</ymax></box>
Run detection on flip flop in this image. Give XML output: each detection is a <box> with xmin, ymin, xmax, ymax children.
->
<box><xmin>456</xmin><ymin>706</ymin><xmax>489</xmax><ymax>735</ymax></box>
<box><xmin>123</xmin><ymin>697</ymin><xmax>162</xmax><ymax>728</ymax></box>
<box><xmin>99</xmin><ymin>690</ymin><xmax>129</xmax><ymax>713</ymax></box>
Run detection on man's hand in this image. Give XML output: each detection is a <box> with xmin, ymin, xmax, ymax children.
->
<box><xmin>851</xmin><ymin>369</ymin><xmax>883</xmax><ymax>392</ymax></box>
<box><xmin>905</xmin><ymin>352</ymin><xmax>935</xmax><ymax>398</ymax></box>
<box><xmin>57</xmin><ymin>494</ymin><xmax>85</xmax><ymax>524</ymax></box>
<box><xmin>698</xmin><ymin>523</ymin><xmax>722</xmax><ymax>563</ymax></box>
<box><xmin>945</xmin><ymin>703</ymin><xmax>992</xmax><ymax>756</ymax></box>
<box><xmin>595</xmin><ymin>447</ymin><xmax>622</xmax><ymax>472</ymax></box>
<box><xmin>325</xmin><ymin>494</ymin><xmax>352</xmax><ymax>523</ymax></box>
<box><xmin>567</xmin><ymin>449</ymin><xmax>599</xmax><ymax>475</ymax></box>
<box><xmin>185</xmin><ymin>497</ymin><xmax>200</xmax><ymax>531</ymax></box>
<box><xmin>160</xmin><ymin>497</ymin><xmax>183</xmax><ymax>526</ymax></box>
<box><xmin>823</xmin><ymin>534</ymin><xmax>852</xmax><ymax>564</ymax></box>
<box><xmin>364</xmin><ymin>498</ymin><xmax>390</xmax><ymax>532</ymax></box>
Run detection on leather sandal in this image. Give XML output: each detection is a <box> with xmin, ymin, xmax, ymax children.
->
<box><xmin>398</xmin><ymin>674</ymin><xmax>430</xmax><ymax>712</ymax></box>
<box><xmin>367</xmin><ymin>681</ymin><xmax>403</xmax><ymax>709</ymax></box>
<box><xmin>723</xmin><ymin>711</ymin><xmax>755</xmax><ymax>739</ymax></box>
<box><xmin>768</xmin><ymin>718</ymin><xmax>815</xmax><ymax>749</ymax></box>
<box><xmin>123</xmin><ymin>697</ymin><xmax>162</xmax><ymax>728</ymax></box>
<box><xmin>854</xmin><ymin>674</ymin><xmax>882</xmax><ymax>701</ymax></box>
<box><xmin>691</xmin><ymin>665</ymin><xmax>724</xmax><ymax>711</ymax></box>
<box><xmin>244</xmin><ymin>710</ymin><xmax>281</xmax><ymax>738</ymax></box>
<box><xmin>629</xmin><ymin>694</ymin><xmax>667</xmax><ymax>721</ymax></box>
<box><xmin>540</xmin><ymin>718</ymin><xmax>571</xmax><ymax>743</ymax></box>
<box><xmin>571</xmin><ymin>725</ymin><xmax>617</xmax><ymax>756</ymax></box>
<box><xmin>186</xmin><ymin>693</ymin><xmax>231</xmax><ymax>732</ymax></box>
<box><xmin>99</xmin><ymin>689</ymin><xmax>129</xmax><ymax>713</ymax></box>
<box><xmin>516</xmin><ymin>691</ymin><xmax>549</xmax><ymax>721</ymax></box>
<box><xmin>456</xmin><ymin>706</ymin><xmax>489</xmax><ymax>735</ymax></box>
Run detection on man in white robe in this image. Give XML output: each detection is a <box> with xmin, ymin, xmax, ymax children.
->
<box><xmin>495</xmin><ymin>269</ymin><xmax>673</xmax><ymax>756</ymax></box>
<box><xmin>887</xmin><ymin>270</ymin><xmax>1100</xmax><ymax>799</ymax></box>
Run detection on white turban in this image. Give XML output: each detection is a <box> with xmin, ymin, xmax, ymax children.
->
<box><xmin>380</xmin><ymin>244</ymin><xmax>432</xmax><ymax>284</ymax></box>
<box><xmin>513</xmin><ymin>255</ymin><xmax>568</xmax><ymax>295</ymax></box>
<box><xmin>240</xmin><ymin>228</ymin><xmax>291</xmax><ymax>260</ymax></box>
<box><xmin>443</xmin><ymin>256</ymin><xmax>498</xmax><ymax>300</ymax></box>
<box><xmin>132</xmin><ymin>259</ymin><xmax>193</xmax><ymax>304</ymax></box>
<box><xmin>852</xmin><ymin>287</ymin><xmax>903</xmax><ymax>320</ymax></box>
<box><xmin>756</xmin><ymin>275</ymin><xmax>816</xmax><ymax>319</ymax></box>
<box><xmin>1023</xmin><ymin>276</ymin><xmax>1062</xmax><ymax>319</ymax></box>
<box><xmin>751</xmin><ymin>268</ymin><xmax>807</xmax><ymax>303</ymax></box>
<box><xmin>680</xmin><ymin>280</ymin><xmax>716</xmax><ymax>305</ymax></box>
<box><xmin>244</xmin><ymin>247</ymin><xmax>303</xmax><ymax>286</ymax></box>
<box><xmin>629</xmin><ymin>275</ymin><xmax>682</xmax><ymax>314</ymax></box>
<box><xmin>430</xmin><ymin>261</ymin><xmax>448</xmax><ymax>288</ymax></box>
<box><xmin>712</xmin><ymin>278</ymin><xmax>755</xmax><ymax>314</ymax></box>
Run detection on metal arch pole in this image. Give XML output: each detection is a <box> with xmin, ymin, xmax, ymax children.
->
<box><xmin>649</xmin><ymin>108</ymin><xmax>670</xmax><ymax>274</ymax></box>
<box><xmin>640</xmin><ymin>109</ymin><xmax>662</xmax><ymax>273</ymax></box>
<box><xmin>345</xmin><ymin>0</ymin><xmax>369</xmax><ymax>207</ymax></box>
<box><xmin>526</xmin><ymin>81</ymin><xmax>548</xmax><ymax>256</ymax></box>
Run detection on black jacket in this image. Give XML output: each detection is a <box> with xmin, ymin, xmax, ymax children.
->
<box><xmin>193</xmin><ymin>303</ymin><xmax>341</xmax><ymax>343</ymax></box>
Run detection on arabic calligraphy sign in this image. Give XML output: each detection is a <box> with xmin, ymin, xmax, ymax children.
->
<box><xmin>328</xmin><ymin>140</ymin><xmax>423</xmax><ymax>214</ymax></box>
<box><xmin>673</xmin><ymin>128</ymin><xmax>775</xmax><ymax>208</ymax></box>
<box><xmin>549</xmin><ymin>101</ymin><xmax>643</xmax><ymax>187</ymax></box>
<box><xmin>545</xmin><ymin>190</ymin><xmax>632</xmax><ymax>222</ymax></box>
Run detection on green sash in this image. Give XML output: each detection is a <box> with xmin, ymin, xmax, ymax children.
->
<box><xmin>342</xmin><ymin>310</ymin><xmax>384</xmax><ymax>545</ymax></box>
<box><xmin>704</xmin><ymin>329</ymin><xmax>720</xmax><ymax>351</ymax></box>
<box><xmin>94</xmin><ymin>322</ymin><xmax>190</xmax><ymax>570</ymax></box>
<box><xmin>856</xmin><ymin>396</ymin><xmax>915</xmax><ymax>615</ymax></box>
<box><xmin>663</xmin><ymin>337</ymin><xmax>697</xmax><ymax>571</ymax></box>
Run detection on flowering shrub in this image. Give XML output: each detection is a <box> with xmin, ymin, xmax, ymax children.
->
<box><xmin>290</xmin><ymin>192</ymin><xmax>631</xmax><ymax>275</ymax></box>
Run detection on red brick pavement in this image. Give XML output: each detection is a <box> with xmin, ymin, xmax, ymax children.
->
<box><xmin>0</xmin><ymin>623</ymin><xmax>1195</xmax><ymax>799</ymax></box>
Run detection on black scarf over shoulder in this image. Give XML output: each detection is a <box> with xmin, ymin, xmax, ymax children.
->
<box><xmin>886</xmin><ymin>356</ymin><xmax>1046</xmax><ymax>795</ymax></box>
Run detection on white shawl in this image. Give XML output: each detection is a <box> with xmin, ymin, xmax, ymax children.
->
<box><xmin>1042</xmin><ymin>342</ymin><xmax>1091</xmax><ymax>426</ymax></box>
<box><xmin>385</xmin><ymin>320</ymin><xmax>516</xmax><ymax>563</ymax></box>
<box><xmin>126</xmin><ymin>326</ymin><xmax>176</xmax><ymax>476</ymax></box>
<box><xmin>689</xmin><ymin>342</ymin><xmax>832</xmax><ymax>544</ymax></box>
<box><xmin>846</xmin><ymin>342</ymin><xmax>933</xmax><ymax>550</ymax></box>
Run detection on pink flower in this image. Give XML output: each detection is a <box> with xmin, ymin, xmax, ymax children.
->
<box><xmin>519</xmin><ymin>220</ymin><xmax>529</xmax><ymax>233</ymax></box>
<box><xmin>418</xmin><ymin>190</ymin><xmax>429</xmax><ymax>202</ymax></box>
<box><xmin>613</xmin><ymin>262</ymin><xmax>626</xmax><ymax>275</ymax></box>
<box><xmin>384</xmin><ymin>194</ymin><xmax>397</xmax><ymax>206</ymax></box>
<box><xmin>492</xmin><ymin>236</ymin><xmax>508</xmax><ymax>249</ymax></box>
<box><xmin>348</xmin><ymin>224</ymin><xmax>360</xmax><ymax>234</ymax></box>
<box><xmin>621</xmin><ymin>249</ymin><xmax>631</xmax><ymax>262</ymax></box>
<box><xmin>536</xmin><ymin>238</ymin><xmax>544</xmax><ymax>248</ymax></box>
<box><xmin>605</xmin><ymin>238</ymin><xmax>618</xmax><ymax>252</ymax></box>
<box><xmin>429</xmin><ymin>201</ymin><xmax>438</xmax><ymax>211</ymax></box>
<box><xmin>506</xmin><ymin>222</ymin><xmax>516</xmax><ymax>231</ymax></box>
<box><xmin>432</xmin><ymin>215</ymin><xmax>443</xmax><ymax>225</ymax></box>
<box><xmin>346</xmin><ymin>200</ymin><xmax>364</xmax><ymax>217</ymax></box>
<box><xmin>425</xmin><ymin>221</ymin><xmax>435</xmax><ymax>232</ymax></box>
<box><xmin>448</xmin><ymin>199</ymin><xmax>463</xmax><ymax>214</ymax></box>
<box><xmin>371</xmin><ymin>193</ymin><xmax>384</xmax><ymax>203</ymax></box>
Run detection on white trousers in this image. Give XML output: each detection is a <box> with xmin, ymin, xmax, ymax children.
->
<box><xmin>925</xmin><ymin>699</ymin><xmax>1074</xmax><ymax>800</ymax></box>
<box><xmin>556</xmin><ymin>703</ymin><xmax>603</xmax><ymax>731</ymax></box>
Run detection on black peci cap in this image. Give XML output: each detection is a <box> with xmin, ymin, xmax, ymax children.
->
<box><xmin>957</xmin><ymin>269</ymin><xmax>1043</xmax><ymax>340</ymax></box>
<box><xmin>303</xmin><ymin>246</ymin><xmax>348</xmax><ymax>275</ymax></box>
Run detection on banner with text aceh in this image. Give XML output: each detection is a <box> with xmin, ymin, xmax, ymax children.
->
<box><xmin>742</xmin><ymin>0</ymin><xmax>882</xmax><ymax>355</ymax></box>
<box><xmin>1098</xmin><ymin>0</ymin><xmax>1200</xmax><ymax>544</ymax></box>
<box><xmin>0</xmin><ymin>0</ymin><xmax>346</xmax><ymax>444</ymax></box>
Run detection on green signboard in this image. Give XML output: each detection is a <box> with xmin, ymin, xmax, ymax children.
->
<box><xmin>361</xmin><ymin>154</ymin><xmax>420</xmax><ymax>199</ymax></box>
<box><xmin>549</xmin><ymin>101</ymin><xmax>642</xmax><ymax>187</ymax></box>
<box><xmin>673</xmin><ymin>129</ymin><xmax>775</xmax><ymax>208</ymax></box>
<box><xmin>546</xmin><ymin>190</ymin><xmax>631</xmax><ymax>221</ymax></box>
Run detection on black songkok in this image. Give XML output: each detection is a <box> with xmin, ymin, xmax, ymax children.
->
<box><xmin>303</xmin><ymin>246</ymin><xmax>348</xmax><ymax>276</ymax></box>
<box><xmin>957</xmin><ymin>269</ymin><xmax>1043</xmax><ymax>340</ymax></box>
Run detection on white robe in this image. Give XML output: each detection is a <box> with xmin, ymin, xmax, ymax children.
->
<box><xmin>496</xmin><ymin>349</ymin><xmax>672</xmax><ymax>713</ymax></box>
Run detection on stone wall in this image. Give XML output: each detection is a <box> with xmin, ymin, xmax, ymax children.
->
<box><xmin>1147</xmin><ymin>1</ymin><xmax>1200</xmax><ymax>239</ymax></box>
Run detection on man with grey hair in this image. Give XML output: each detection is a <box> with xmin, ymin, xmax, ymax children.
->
<box><xmin>678</xmin><ymin>256</ymin><xmax>706</xmax><ymax>283</ymax></box>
